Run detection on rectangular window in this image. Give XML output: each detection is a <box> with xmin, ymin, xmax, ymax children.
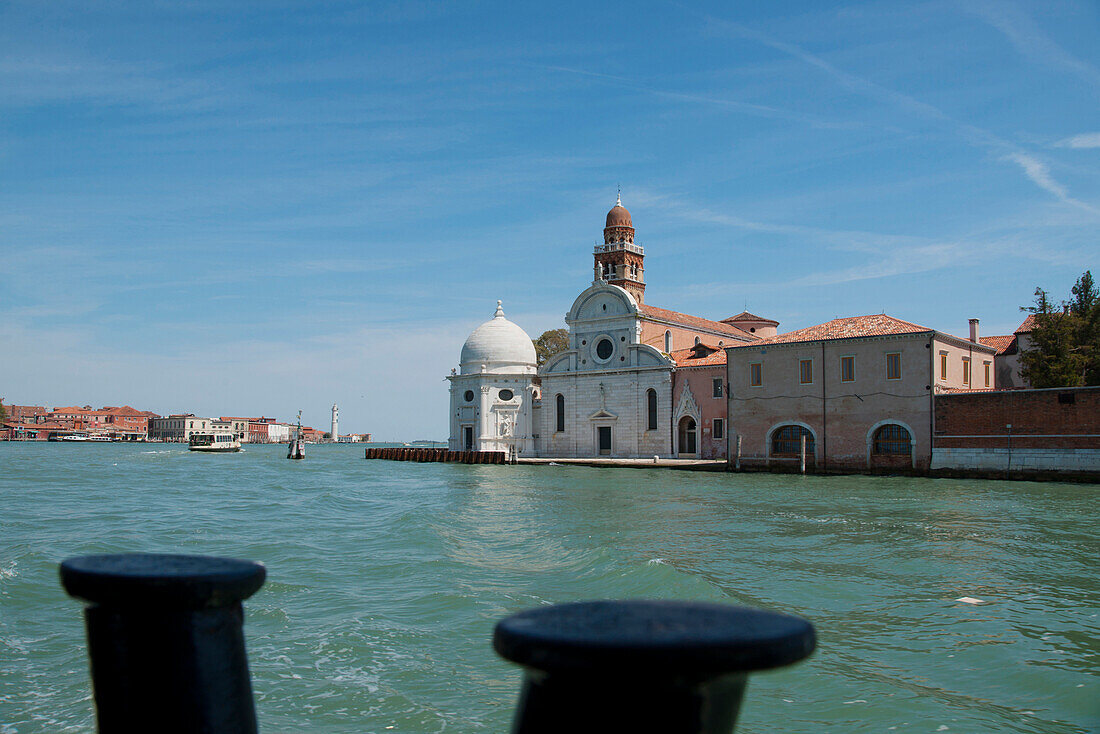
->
<box><xmin>840</xmin><ymin>356</ymin><xmax>855</xmax><ymax>382</ymax></box>
<box><xmin>984</xmin><ymin>361</ymin><xmax>991</xmax><ymax>387</ymax></box>
<box><xmin>749</xmin><ymin>363</ymin><xmax>762</xmax><ymax>387</ymax></box>
<box><xmin>713</xmin><ymin>418</ymin><xmax>724</xmax><ymax>440</ymax></box>
<box><xmin>940</xmin><ymin>352</ymin><xmax>948</xmax><ymax>380</ymax></box>
<box><xmin>712</xmin><ymin>378</ymin><xmax>723</xmax><ymax>398</ymax></box>
<box><xmin>886</xmin><ymin>353</ymin><xmax>901</xmax><ymax>380</ymax></box>
<box><xmin>799</xmin><ymin>359</ymin><xmax>813</xmax><ymax>384</ymax></box>
<box><xmin>962</xmin><ymin>358</ymin><xmax>971</xmax><ymax>385</ymax></box>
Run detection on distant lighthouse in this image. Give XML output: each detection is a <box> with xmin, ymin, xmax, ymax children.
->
<box><xmin>331</xmin><ymin>403</ymin><xmax>339</xmax><ymax>443</ymax></box>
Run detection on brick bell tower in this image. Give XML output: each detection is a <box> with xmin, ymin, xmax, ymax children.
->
<box><xmin>593</xmin><ymin>193</ymin><xmax>645</xmax><ymax>303</ymax></box>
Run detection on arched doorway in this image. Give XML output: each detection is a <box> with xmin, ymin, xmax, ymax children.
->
<box><xmin>869</xmin><ymin>422</ymin><xmax>913</xmax><ymax>470</ymax></box>
<box><xmin>770</xmin><ymin>424</ymin><xmax>815</xmax><ymax>468</ymax></box>
<box><xmin>678</xmin><ymin>416</ymin><xmax>697</xmax><ymax>457</ymax></box>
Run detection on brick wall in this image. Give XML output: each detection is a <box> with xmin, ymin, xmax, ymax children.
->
<box><xmin>934</xmin><ymin>387</ymin><xmax>1100</xmax><ymax>449</ymax></box>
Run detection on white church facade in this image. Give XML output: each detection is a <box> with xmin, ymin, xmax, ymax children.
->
<box><xmin>534</xmin><ymin>282</ymin><xmax>674</xmax><ymax>457</ymax></box>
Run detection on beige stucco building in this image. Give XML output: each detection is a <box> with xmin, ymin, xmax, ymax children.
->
<box><xmin>979</xmin><ymin>315</ymin><xmax>1036</xmax><ymax>389</ymax></box>
<box><xmin>725</xmin><ymin>315</ymin><xmax>997</xmax><ymax>472</ymax></box>
<box><xmin>148</xmin><ymin>414</ymin><xmax>212</xmax><ymax>442</ymax></box>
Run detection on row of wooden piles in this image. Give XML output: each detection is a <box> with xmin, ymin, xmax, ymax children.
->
<box><xmin>364</xmin><ymin>447</ymin><xmax>506</xmax><ymax>464</ymax></box>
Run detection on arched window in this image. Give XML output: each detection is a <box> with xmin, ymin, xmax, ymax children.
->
<box><xmin>694</xmin><ymin>336</ymin><xmax>701</xmax><ymax>345</ymax></box>
<box><xmin>873</xmin><ymin>424</ymin><xmax>911</xmax><ymax>455</ymax></box>
<box><xmin>664</xmin><ymin>330</ymin><xmax>672</xmax><ymax>352</ymax></box>
<box><xmin>555</xmin><ymin>394</ymin><xmax>565</xmax><ymax>432</ymax></box>
<box><xmin>772</xmin><ymin>425</ymin><xmax>814</xmax><ymax>456</ymax></box>
<box><xmin>646</xmin><ymin>389</ymin><xmax>658</xmax><ymax>430</ymax></box>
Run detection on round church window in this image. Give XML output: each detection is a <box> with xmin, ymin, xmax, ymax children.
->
<box><xmin>595</xmin><ymin>338</ymin><xmax>614</xmax><ymax>360</ymax></box>
<box><xmin>464</xmin><ymin>390</ymin><xmax>474</xmax><ymax>402</ymax></box>
<box><xmin>498</xmin><ymin>389</ymin><xmax>514</xmax><ymax>401</ymax></box>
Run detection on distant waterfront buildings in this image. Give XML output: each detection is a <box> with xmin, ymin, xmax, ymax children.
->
<box><xmin>2</xmin><ymin>405</ymin><xmax>369</xmax><ymax>443</ymax></box>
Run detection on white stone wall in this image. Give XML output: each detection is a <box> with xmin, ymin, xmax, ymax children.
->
<box><xmin>268</xmin><ymin>423</ymin><xmax>291</xmax><ymax>442</ymax></box>
<box><xmin>448</xmin><ymin>372</ymin><xmax>536</xmax><ymax>456</ymax></box>
<box><xmin>535</xmin><ymin>369</ymin><xmax>672</xmax><ymax>458</ymax></box>
<box><xmin>931</xmin><ymin>447</ymin><xmax>1100</xmax><ymax>473</ymax></box>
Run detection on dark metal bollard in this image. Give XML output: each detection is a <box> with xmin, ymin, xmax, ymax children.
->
<box><xmin>60</xmin><ymin>553</ymin><xmax>267</xmax><ymax>734</ymax></box>
<box><xmin>494</xmin><ymin>600</ymin><xmax>815</xmax><ymax>734</ymax></box>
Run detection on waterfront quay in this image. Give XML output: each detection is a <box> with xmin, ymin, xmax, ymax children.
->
<box><xmin>2</xmin><ymin>442</ymin><xmax>1093</xmax><ymax>732</ymax></box>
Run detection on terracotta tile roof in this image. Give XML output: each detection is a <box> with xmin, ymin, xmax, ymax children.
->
<box><xmin>670</xmin><ymin>343</ymin><xmax>727</xmax><ymax>367</ymax></box>
<box><xmin>979</xmin><ymin>335</ymin><xmax>1017</xmax><ymax>355</ymax></box>
<box><xmin>101</xmin><ymin>405</ymin><xmax>146</xmax><ymax>416</ymax></box>
<box><xmin>721</xmin><ymin>310</ymin><xmax>779</xmax><ymax>326</ymax></box>
<box><xmin>1015</xmin><ymin>314</ymin><xmax>1037</xmax><ymax>333</ymax></box>
<box><xmin>3</xmin><ymin>420</ymin><xmax>70</xmax><ymax>430</ymax></box>
<box><xmin>639</xmin><ymin>304</ymin><xmax>755</xmax><ymax>339</ymax></box>
<box><xmin>732</xmin><ymin>314</ymin><xmax>932</xmax><ymax>346</ymax></box>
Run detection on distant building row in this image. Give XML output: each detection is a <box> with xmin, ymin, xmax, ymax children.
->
<box><xmin>1</xmin><ymin>406</ymin><xmax>370</xmax><ymax>444</ymax></box>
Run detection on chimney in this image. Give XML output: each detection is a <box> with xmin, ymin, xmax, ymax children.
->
<box><xmin>969</xmin><ymin>318</ymin><xmax>979</xmax><ymax>343</ymax></box>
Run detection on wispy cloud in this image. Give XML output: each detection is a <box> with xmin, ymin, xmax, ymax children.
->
<box><xmin>697</xmin><ymin>10</ymin><xmax>1100</xmax><ymax>216</ymax></box>
<box><xmin>964</xmin><ymin>1</ymin><xmax>1100</xmax><ymax>88</ymax></box>
<box><xmin>1005</xmin><ymin>152</ymin><xmax>1100</xmax><ymax>214</ymax></box>
<box><xmin>535</xmin><ymin>63</ymin><xmax>864</xmax><ymax>130</ymax></box>
<box><xmin>1054</xmin><ymin>132</ymin><xmax>1100</xmax><ymax>149</ymax></box>
<box><xmin>1005</xmin><ymin>153</ymin><xmax>1068</xmax><ymax>198</ymax></box>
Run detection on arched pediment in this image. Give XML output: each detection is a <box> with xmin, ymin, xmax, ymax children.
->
<box><xmin>635</xmin><ymin>344</ymin><xmax>672</xmax><ymax>367</ymax></box>
<box><xmin>566</xmin><ymin>283</ymin><xmax>638</xmax><ymax>323</ymax></box>
<box><xmin>540</xmin><ymin>351</ymin><xmax>574</xmax><ymax>375</ymax></box>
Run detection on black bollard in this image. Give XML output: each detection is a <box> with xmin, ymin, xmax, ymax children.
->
<box><xmin>60</xmin><ymin>553</ymin><xmax>267</xmax><ymax>734</ymax></box>
<box><xmin>493</xmin><ymin>599</ymin><xmax>815</xmax><ymax>734</ymax></box>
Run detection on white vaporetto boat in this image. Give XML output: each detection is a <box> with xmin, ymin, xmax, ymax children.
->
<box><xmin>188</xmin><ymin>432</ymin><xmax>241</xmax><ymax>453</ymax></box>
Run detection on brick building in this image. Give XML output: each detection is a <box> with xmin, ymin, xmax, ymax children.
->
<box><xmin>3</xmin><ymin>405</ymin><xmax>47</xmax><ymax>422</ymax></box>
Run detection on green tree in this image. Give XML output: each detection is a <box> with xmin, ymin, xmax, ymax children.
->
<box><xmin>1019</xmin><ymin>271</ymin><xmax>1100</xmax><ymax>387</ymax></box>
<box><xmin>0</xmin><ymin>399</ymin><xmax>6</xmax><ymax>423</ymax></box>
<box><xmin>532</xmin><ymin>328</ymin><xmax>569</xmax><ymax>367</ymax></box>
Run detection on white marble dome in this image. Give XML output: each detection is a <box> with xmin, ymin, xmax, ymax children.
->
<box><xmin>460</xmin><ymin>300</ymin><xmax>537</xmax><ymax>375</ymax></box>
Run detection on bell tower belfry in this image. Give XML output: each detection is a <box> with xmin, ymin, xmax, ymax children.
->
<box><xmin>593</xmin><ymin>193</ymin><xmax>645</xmax><ymax>304</ymax></box>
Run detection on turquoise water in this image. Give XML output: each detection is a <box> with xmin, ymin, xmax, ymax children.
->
<box><xmin>1</xmin><ymin>442</ymin><xmax>1096</xmax><ymax>733</ymax></box>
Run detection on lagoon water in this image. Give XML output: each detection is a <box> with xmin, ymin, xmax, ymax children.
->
<box><xmin>0</xmin><ymin>442</ymin><xmax>1096</xmax><ymax>733</ymax></box>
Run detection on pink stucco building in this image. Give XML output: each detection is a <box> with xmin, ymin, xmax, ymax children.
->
<box><xmin>669</xmin><ymin>343</ymin><xmax>729</xmax><ymax>458</ymax></box>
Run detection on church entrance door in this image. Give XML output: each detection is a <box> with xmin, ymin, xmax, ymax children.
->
<box><xmin>463</xmin><ymin>426</ymin><xmax>474</xmax><ymax>451</ymax></box>
<box><xmin>597</xmin><ymin>426</ymin><xmax>612</xmax><ymax>456</ymax></box>
<box><xmin>678</xmin><ymin>416</ymin><xmax>697</xmax><ymax>457</ymax></box>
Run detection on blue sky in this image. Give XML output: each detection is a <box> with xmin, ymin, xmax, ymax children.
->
<box><xmin>2</xmin><ymin>0</ymin><xmax>1097</xmax><ymax>437</ymax></box>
